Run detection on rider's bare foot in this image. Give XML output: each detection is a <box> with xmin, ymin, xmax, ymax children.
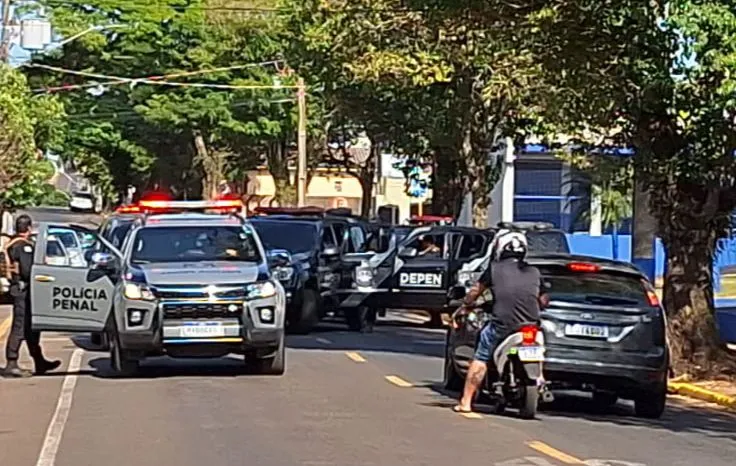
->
<box><xmin>452</xmin><ymin>404</ymin><xmax>473</xmax><ymax>413</ymax></box>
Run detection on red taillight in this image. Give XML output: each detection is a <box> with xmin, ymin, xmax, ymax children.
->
<box><xmin>567</xmin><ymin>262</ymin><xmax>601</xmax><ymax>273</ymax></box>
<box><xmin>646</xmin><ymin>291</ymin><xmax>660</xmax><ymax>307</ymax></box>
<box><xmin>521</xmin><ymin>325</ymin><xmax>539</xmax><ymax>345</ymax></box>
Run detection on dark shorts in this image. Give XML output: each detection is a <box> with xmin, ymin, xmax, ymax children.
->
<box><xmin>473</xmin><ymin>323</ymin><xmax>498</xmax><ymax>363</ymax></box>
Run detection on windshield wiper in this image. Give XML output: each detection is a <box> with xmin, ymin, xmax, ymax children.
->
<box><xmin>583</xmin><ymin>294</ymin><xmax>639</xmax><ymax>305</ymax></box>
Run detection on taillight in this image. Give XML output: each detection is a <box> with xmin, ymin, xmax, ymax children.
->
<box><xmin>646</xmin><ymin>290</ymin><xmax>660</xmax><ymax>307</ymax></box>
<box><xmin>521</xmin><ymin>325</ymin><xmax>538</xmax><ymax>345</ymax></box>
<box><xmin>567</xmin><ymin>262</ymin><xmax>601</xmax><ymax>273</ymax></box>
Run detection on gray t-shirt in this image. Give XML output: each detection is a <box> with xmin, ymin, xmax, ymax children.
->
<box><xmin>479</xmin><ymin>258</ymin><xmax>543</xmax><ymax>337</ymax></box>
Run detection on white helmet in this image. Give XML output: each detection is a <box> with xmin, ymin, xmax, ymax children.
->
<box><xmin>493</xmin><ymin>230</ymin><xmax>528</xmax><ymax>261</ymax></box>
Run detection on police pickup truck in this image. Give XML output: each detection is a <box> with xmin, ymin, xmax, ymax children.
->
<box><xmin>30</xmin><ymin>199</ymin><xmax>287</xmax><ymax>376</ymax></box>
<box><xmin>337</xmin><ymin>225</ymin><xmax>496</xmax><ymax>327</ymax></box>
<box><xmin>249</xmin><ymin>207</ymin><xmax>377</xmax><ymax>333</ymax></box>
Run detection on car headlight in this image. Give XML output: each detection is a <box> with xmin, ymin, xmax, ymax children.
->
<box><xmin>354</xmin><ymin>267</ymin><xmax>374</xmax><ymax>287</ymax></box>
<box><xmin>274</xmin><ymin>266</ymin><xmax>294</xmax><ymax>282</ymax></box>
<box><xmin>123</xmin><ymin>282</ymin><xmax>156</xmax><ymax>301</ymax></box>
<box><xmin>247</xmin><ymin>281</ymin><xmax>277</xmax><ymax>299</ymax></box>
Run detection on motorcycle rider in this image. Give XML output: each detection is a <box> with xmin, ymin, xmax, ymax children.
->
<box><xmin>452</xmin><ymin>230</ymin><xmax>549</xmax><ymax>413</ymax></box>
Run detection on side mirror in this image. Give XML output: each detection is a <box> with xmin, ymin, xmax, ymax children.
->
<box><xmin>90</xmin><ymin>252</ymin><xmax>115</xmax><ymax>270</ymax></box>
<box><xmin>321</xmin><ymin>246</ymin><xmax>340</xmax><ymax>258</ymax></box>
<box><xmin>398</xmin><ymin>246</ymin><xmax>418</xmax><ymax>259</ymax></box>
<box><xmin>449</xmin><ymin>286</ymin><xmax>466</xmax><ymax>301</ymax></box>
<box><xmin>268</xmin><ymin>249</ymin><xmax>292</xmax><ymax>268</ymax></box>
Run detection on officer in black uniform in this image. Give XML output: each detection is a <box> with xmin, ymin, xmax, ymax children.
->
<box><xmin>3</xmin><ymin>215</ymin><xmax>61</xmax><ymax>378</ymax></box>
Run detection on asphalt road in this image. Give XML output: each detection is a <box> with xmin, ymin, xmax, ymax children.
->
<box><xmin>18</xmin><ymin>207</ymin><xmax>103</xmax><ymax>228</ymax></box>
<box><xmin>1</xmin><ymin>309</ymin><xmax>735</xmax><ymax>466</ymax></box>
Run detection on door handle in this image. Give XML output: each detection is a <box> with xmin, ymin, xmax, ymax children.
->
<box><xmin>34</xmin><ymin>275</ymin><xmax>56</xmax><ymax>282</ymax></box>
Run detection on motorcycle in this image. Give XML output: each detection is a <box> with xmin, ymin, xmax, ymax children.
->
<box><xmin>485</xmin><ymin>322</ymin><xmax>551</xmax><ymax>419</ymax></box>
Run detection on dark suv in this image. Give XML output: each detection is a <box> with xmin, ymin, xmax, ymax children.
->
<box><xmin>445</xmin><ymin>254</ymin><xmax>669</xmax><ymax>418</ymax></box>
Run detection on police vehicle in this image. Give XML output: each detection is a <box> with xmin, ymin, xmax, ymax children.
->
<box><xmin>451</xmin><ymin>222</ymin><xmax>571</xmax><ymax>302</ymax></box>
<box><xmin>30</xmin><ymin>199</ymin><xmax>287</xmax><ymax>376</ymax></box>
<box><xmin>249</xmin><ymin>207</ymin><xmax>375</xmax><ymax>333</ymax></box>
<box><xmin>339</xmin><ymin>225</ymin><xmax>496</xmax><ymax>327</ymax></box>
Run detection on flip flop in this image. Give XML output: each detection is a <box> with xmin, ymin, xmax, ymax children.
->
<box><xmin>452</xmin><ymin>405</ymin><xmax>473</xmax><ymax>413</ymax></box>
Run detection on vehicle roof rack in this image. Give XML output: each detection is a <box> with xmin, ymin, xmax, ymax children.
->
<box><xmin>254</xmin><ymin>206</ymin><xmax>326</xmax><ymax>217</ymax></box>
<box><xmin>497</xmin><ymin>221</ymin><xmax>555</xmax><ymax>231</ymax></box>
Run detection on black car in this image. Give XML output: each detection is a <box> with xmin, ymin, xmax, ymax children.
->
<box><xmin>445</xmin><ymin>254</ymin><xmax>668</xmax><ymax>419</ymax></box>
<box><xmin>250</xmin><ymin>209</ymin><xmax>373</xmax><ymax>333</ymax></box>
<box><xmin>338</xmin><ymin>225</ymin><xmax>496</xmax><ymax>327</ymax></box>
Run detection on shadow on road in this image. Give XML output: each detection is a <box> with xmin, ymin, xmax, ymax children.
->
<box><xmin>420</xmin><ymin>380</ymin><xmax>736</xmax><ymax>442</ymax></box>
<box><xmin>286</xmin><ymin>317</ymin><xmax>446</xmax><ymax>359</ymax></box>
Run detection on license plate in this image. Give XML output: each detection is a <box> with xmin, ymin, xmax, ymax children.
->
<box><xmin>180</xmin><ymin>322</ymin><xmax>226</xmax><ymax>338</ymax></box>
<box><xmin>565</xmin><ymin>323</ymin><xmax>609</xmax><ymax>339</ymax></box>
<box><xmin>517</xmin><ymin>346</ymin><xmax>545</xmax><ymax>362</ymax></box>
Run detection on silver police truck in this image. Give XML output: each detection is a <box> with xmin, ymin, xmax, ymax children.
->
<box><xmin>29</xmin><ymin>200</ymin><xmax>287</xmax><ymax>376</ymax></box>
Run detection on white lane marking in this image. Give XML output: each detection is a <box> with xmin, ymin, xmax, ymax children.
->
<box><xmin>36</xmin><ymin>348</ymin><xmax>84</xmax><ymax>466</ymax></box>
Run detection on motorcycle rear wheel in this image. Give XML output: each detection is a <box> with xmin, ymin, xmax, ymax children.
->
<box><xmin>518</xmin><ymin>384</ymin><xmax>539</xmax><ymax>419</ymax></box>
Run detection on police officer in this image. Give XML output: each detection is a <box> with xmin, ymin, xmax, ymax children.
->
<box><xmin>3</xmin><ymin>215</ymin><xmax>61</xmax><ymax>378</ymax></box>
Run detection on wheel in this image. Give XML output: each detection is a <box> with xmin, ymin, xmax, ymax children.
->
<box><xmin>288</xmin><ymin>289</ymin><xmax>320</xmax><ymax>335</ymax></box>
<box><xmin>443</xmin><ymin>341</ymin><xmax>464</xmax><ymax>391</ymax></box>
<box><xmin>108</xmin><ymin>325</ymin><xmax>139</xmax><ymax>377</ymax></box>
<box><xmin>427</xmin><ymin>312</ymin><xmax>444</xmax><ymax>328</ymax></box>
<box><xmin>592</xmin><ymin>391</ymin><xmax>618</xmax><ymax>407</ymax></box>
<box><xmin>346</xmin><ymin>306</ymin><xmax>374</xmax><ymax>333</ymax></box>
<box><xmin>518</xmin><ymin>384</ymin><xmax>540</xmax><ymax>419</ymax></box>
<box><xmin>634</xmin><ymin>384</ymin><xmax>666</xmax><ymax>419</ymax></box>
<box><xmin>249</xmin><ymin>334</ymin><xmax>286</xmax><ymax>376</ymax></box>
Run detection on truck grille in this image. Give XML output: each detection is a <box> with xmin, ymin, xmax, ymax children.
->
<box><xmin>162</xmin><ymin>302</ymin><xmax>243</xmax><ymax>319</ymax></box>
<box><xmin>152</xmin><ymin>285</ymin><xmax>248</xmax><ymax>300</ymax></box>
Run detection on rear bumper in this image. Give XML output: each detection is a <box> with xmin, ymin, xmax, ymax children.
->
<box><xmin>543</xmin><ymin>346</ymin><xmax>668</xmax><ymax>392</ymax></box>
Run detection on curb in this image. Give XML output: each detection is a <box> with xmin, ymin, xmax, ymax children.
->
<box><xmin>668</xmin><ymin>382</ymin><xmax>736</xmax><ymax>410</ymax></box>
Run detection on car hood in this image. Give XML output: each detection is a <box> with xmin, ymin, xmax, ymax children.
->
<box><xmin>139</xmin><ymin>261</ymin><xmax>261</xmax><ymax>286</ymax></box>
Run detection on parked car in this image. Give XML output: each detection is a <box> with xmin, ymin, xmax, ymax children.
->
<box><xmin>445</xmin><ymin>254</ymin><xmax>669</xmax><ymax>419</ymax></box>
<box><xmin>69</xmin><ymin>191</ymin><xmax>96</xmax><ymax>213</ymax></box>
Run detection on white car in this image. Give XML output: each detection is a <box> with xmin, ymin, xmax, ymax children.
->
<box><xmin>69</xmin><ymin>191</ymin><xmax>96</xmax><ymax>212</ymax></box>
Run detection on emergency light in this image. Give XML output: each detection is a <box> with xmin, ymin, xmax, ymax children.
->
<box><xmin>115</xmin><ymin>204</ymin><xmax>142</xmax><ymax>214</ymax></box>
<box><xmin>137</xmin><ymin>199</ymin><xmax>245</xmax><ymax>214</ymax></box>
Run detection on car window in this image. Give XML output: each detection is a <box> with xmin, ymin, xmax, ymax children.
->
<box><xmin>49</xmin><ymin>230</ymin><xmax>79</xmax><ymax>249</ymax></box>
<box><xmin>347</xmin><ymin>226</ymin><xmax>366</xmax><ymax>253</ymax></box>
<box><xmin>44</xmin><ymin>237</ymin><xmax>71</xmax><ymax>266</ymax></box>
<box><xmin>72</xmin><ymin>191</ymin><xmax>94</xmax><ymax>199</ymax></box>
<box><xmin>527</xmin><ymin>231</ymin><xmax>570</xmax><ymax>254</ymax></box>
<box><xmin>331</xmin><ymin>223</ymin><xmax>347</xmax><ymax>246</ymax></box>
<box><xmin>457</xmin><ymin>234</ymin><xmax>486</xmax><ymax>260</ymax></box>
<box><xmin>538</xmin><ymin>266</ymin><xmax>651</xmax><ymax>307</ymax></box>
<box><xmin>403</xmin><ymin>232</ymin><xmax>445</xmax><ymax>259</ymax></box>
<box><xmin>321</xmin><ymin>225</ymin><xmax>337</xmax><ymax>249</ymax></box>
<box><xmin>109</xmin><ymin>221</ymin><xmax>134</xmax><ymax>249</ymax></box>
<box><xmin>250</xmin><ymin>220</ymin><xmax>318</xmax><ymax>254</ymax></box>
<box><xmin>130</xmin><ymin>226</ymin><xmax>261</xmax><ymax>264</ymax></box>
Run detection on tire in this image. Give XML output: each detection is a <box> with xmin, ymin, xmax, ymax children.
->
<box><xmin>251</xmin><ymin>334</ymin><xmax>286</xmax><ymax>376</ymax></box>
<box><xmin>518</xmin><ymin>384</ymin><xmax>539</xmax><ymax>419</ymax></box>
<box><xmin>108</xmin><ymin>324</ymin><xmax>139</xmax><ymax>377</ymax></box>
<box><xmin>592</xmin><ymin>391</ymin><xmax>618</xmax><ymax>407</ymax></box>
<box><xmin>288</xmin><ymin>289</ymin><xmax>320</xmax><ymax>335</ymax></box>
<box><xmin>443</xmin><ymin>342</ymin><xmax>464</xmax><ymax>391</ymax></box>
<box><xmin>346</xmin><ymin>306</ymin><xmax>374</xmax><ymax>333</ymax></box>
<box><xmin>427</xmin><ymin>312</ymin><xmax>444</xmax><ymax>328</ymax></box>
<box><xmin>634</xmin><ymin>384</ymin><xmax>667</xmax><ymax>419</ymax></box>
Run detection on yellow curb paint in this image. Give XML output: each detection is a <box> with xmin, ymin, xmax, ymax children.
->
<box><xmin>0</xmin><ymin>316</ymin><xmax>11</xmax><ymax>341</ymax></box>
<box><xmin>669</xmin><ymin>382</ymin><xmax>736</xmax><ymax>410</ymax></box>
<box><xmin>526</xmin><ymin>441</ymin><xmax>583</xmax><ymax>464</ymax></box>
<box><xmin>385</xmin><ymin>375</ymin><xmax>413</xmax><ymax>387</ymax></box>
<box><xmin>345</xmin><ymin>351</ymin><xmax>366</xmax><ymax>363</ymax></box>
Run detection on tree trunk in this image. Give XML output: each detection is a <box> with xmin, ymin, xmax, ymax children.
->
<box><xmin>431</xmin><ymin>145</ymin><xmax>465</xmax><ymax>217</ymax></box>
<box><xmin>268</xmin><ymin>139</ymin><xmax>295</xmax><ymax>206</ymax></box>
<box><xmin>193</xmin><ymin>130</ymin><xmax>226</xmax><ymax>200</ymax></box>
<box><xmin>663</xmin><ymin>228</ymin><xmax>723</xmax><ymax>377</ymax></box>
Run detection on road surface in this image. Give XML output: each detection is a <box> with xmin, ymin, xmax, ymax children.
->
<box><xmin>18</xmin><ymin>207</ymin><xmax>102</xmax><ymax>228</ymax></box>
<box><xmin>1</xmin><ymin>309</ymin><xmax>734</xmax><ymax>466</ymax></box>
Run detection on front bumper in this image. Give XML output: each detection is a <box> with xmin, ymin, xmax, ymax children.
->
<box><xmin>116</xmin><ymin>295</ymin><xmax>284</xmax><ymax>353</ymax></box>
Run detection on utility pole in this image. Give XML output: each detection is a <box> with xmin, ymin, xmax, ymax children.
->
<box><xmin>1</xmin><ymin>0</ymin><xmax>12</xmax><ymax>63</ymax></box>
<box><xmin>296</xmin><ymin>77</ymin><xmax>307</xmax><ymax>207</ymax></box>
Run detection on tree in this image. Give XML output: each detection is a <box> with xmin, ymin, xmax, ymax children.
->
<box><xmin>0</xmin><ymin>64</ymin><xmax>66</xmax><ymax>209</ymax></box>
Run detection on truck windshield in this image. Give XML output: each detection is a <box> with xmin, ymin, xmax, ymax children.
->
<box><xmin>130</xmin><ymin>226</ymin><xmax>261</xmax><ymax>264</ymax></box>
<box><xmin>250</xmin><ymin>221</ymin><xmax>318</xmax><ymax>254</ymax></box>
<box><xmin>527</xmin><ymin>231</ymin><xmax>570</xmax><ymax>254</ymax></box>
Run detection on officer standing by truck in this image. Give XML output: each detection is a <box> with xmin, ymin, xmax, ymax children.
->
<box><xmin>3</xmin><ymin>215</ymin><xmax>61</xmax><ymax>378</ymax></box>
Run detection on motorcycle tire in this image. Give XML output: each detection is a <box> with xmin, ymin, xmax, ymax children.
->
<box><xmin>518</xmin><ymin>383</ymin><xmax>539</xmax><ymax>419</ymax></box>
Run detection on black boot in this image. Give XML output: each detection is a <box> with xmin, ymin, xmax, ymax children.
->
<box><xmin>34</xmin><ymin>358</ymin><xmax>62</xmax><ymax>375</ymax></box>
<box><xmin>3</xmin><ymin>360</ymin><xmax>32</xmax><ymax>378</ymax></box>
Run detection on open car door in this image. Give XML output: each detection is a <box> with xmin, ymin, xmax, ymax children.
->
<box><xmin>31</xmin><ymin>223</ymin><xmax>121</xmax><ymax>333</ymax></box>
